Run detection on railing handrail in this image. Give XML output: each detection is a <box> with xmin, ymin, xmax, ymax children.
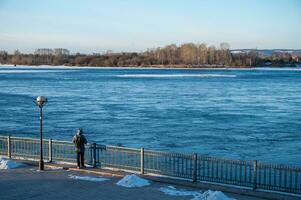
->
<box><xmin>197</xmin><ymin>155</ymin><xmax>253</xmax><ymax>164</ymax></box>
<box><xmin>1</xmin><ymin>135</ymin><xmax>301</xmax><ymax>167</ymax></box>
<box><xmin>105</xmin><ymin>145</ymin><xmax>140</xmax><ymax>151</ymax></box>
<box><xmin>258</xmin><ymin>162</ymin><xmax>301</xmax><ymax>171</ymax></box>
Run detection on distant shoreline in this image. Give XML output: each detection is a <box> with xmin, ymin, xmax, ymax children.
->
<box><xmin>1</xmin><ymin>64</ymin><xmax>299</xmax><ymax>70</ymax></box>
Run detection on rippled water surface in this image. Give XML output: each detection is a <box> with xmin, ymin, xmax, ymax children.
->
<box><xmin>0</xmin><ymin>66</ymin><xmax>300</xmax><ymax>165</ymax></box>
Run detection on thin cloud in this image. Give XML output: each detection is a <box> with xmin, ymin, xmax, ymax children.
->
<box><xmin>0</xmin><ymin>34</ymin><xmax>16</xmax><ymax>41</ymax></box>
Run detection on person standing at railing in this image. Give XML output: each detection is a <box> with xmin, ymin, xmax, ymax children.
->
<box><xmin>72</xmin><ymin>128</ymin><xmax>87</xmax><ymax>168</ymax></box>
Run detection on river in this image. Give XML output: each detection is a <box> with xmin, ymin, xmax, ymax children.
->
<box><xmin>0</xmin><ymin>65</ymin><xmax>300</xmax><ymax>165</ymax></box>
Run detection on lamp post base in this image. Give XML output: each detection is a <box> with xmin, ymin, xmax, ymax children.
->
<box><xmin>39</xmin><ymin>160</ymin><xmax>44</xmax><ymax>170</ymax></box>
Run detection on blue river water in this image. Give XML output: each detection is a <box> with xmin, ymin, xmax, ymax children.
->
<box><xmin>0</xmin><ymin>66</ymin><xmax>300</xmax><ymax>165</ymax></box>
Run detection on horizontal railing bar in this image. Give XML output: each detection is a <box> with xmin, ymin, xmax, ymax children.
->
<box><xmin>258</xmin><ymin>164</ymin><xmax>301</xmax><ymax>171</ymax></box>
<box><xmin>10</xmin><ymin>136</ymin><xmax>41</xmax><ymax>141</ymax></box>
<box><xmin>145</xmin><ymin>149</ymin><xmax>192</xmax><ymax>156</ymax></box>
<box><xmin>101</xmin><ymin>162</ymin><xmax>140</xmax><ymax>169</ymax></box>
<box><xmin>198</xmin><ymin>156</ymin><xmax>253</xmax><ymax>164</ymax></box>
<box><xmin>145</xmin><ymin>153</ymin><xmax>193</xmax><ymax>159</ymax></box>
<box><xmin>105</xmin><ymin>150</ymin><xmax>140</xmax><ymax>155</ymax></box>
<box><xmin>105</xmin><ymin>145</ymin><xmax>140</xmax><ymax>151</ymax></box>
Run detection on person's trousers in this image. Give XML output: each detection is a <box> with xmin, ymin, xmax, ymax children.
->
<box><xmin>76</xmin><ymin>151</ymin><xmax>85</xmax><ymax>167</ymax></box>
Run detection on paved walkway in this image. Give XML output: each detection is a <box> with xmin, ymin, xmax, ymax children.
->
<box><xmin>0</xmin><ymin>165</ymin><xmax>263</xmax><ymax>200</ymax></box>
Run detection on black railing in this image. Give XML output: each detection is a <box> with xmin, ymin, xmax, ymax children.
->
<box><xmin>0</xmin><ymin>135</ymin><xmax>300</xmax><ymax>195</ymax></box>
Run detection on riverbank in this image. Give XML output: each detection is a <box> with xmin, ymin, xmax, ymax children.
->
<box><xmin>0</xmin><ymin>160</ymin><xmax>263</xmax><ymax>200</ymax></box>
<box><xmin>2</xmin><ymin>158</ymin><xmax>301</xmax><ymax>200</ymax></box>
<box><xmin>1</xmin><ymin>63</ymin><xmax>300</xmax><ymax>70</ymax></box>
<box><xmin>0</xmin><ymin>159</ymin><xmax>281</xmax><ymax>200</ymax></box>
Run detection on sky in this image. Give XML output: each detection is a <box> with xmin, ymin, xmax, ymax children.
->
<box><xmin>0</xmin><ymin>0</ymin><xmax>300</xmax><ymax>54</ymax></box>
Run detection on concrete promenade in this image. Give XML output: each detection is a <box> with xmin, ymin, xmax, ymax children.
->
<box><xmin>0</xmin><ymin>163</ymin><xmax>264</xmax><ymax>200</ymax></box>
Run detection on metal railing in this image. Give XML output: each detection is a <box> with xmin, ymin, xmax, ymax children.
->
<box><xmin>0</xmin><ymin>136</ymin><xmax>91</xmax><ymax>164</ymax></box>
<box><xmin>0</xmin><ymin>135</ymin><xmax>300</xmax><ymax>195</ymax></box>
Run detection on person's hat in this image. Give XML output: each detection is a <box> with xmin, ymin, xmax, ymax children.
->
<box><xmin>77</xmin><ymin>128</ymin><xmax>83</xmax><ymax>134</ymax></box>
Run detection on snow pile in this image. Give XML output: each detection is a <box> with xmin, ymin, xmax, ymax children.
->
<box><xmin>116</xmin><ymin>174</ymin><xmax>150</xmax><ymax>188</ymax></box>
<box><xmin>69</xmin><ymin>175</ymin><xmax>109</xmax><ymax>182</ymax></box>
<box><xmin>0</xmin><ymin>157</ymin><xmax>24</xmax><ymax>169</ymax></box>
<box><xmin>159</xmin><ymin>186</ymin><xmax>235</xmax><ymax>200</ymax></box>
<box><xmin>201</xmin><ymin>190</ymin><xmax>235</xmax><ymax>200</ymax></box>
<box><xmin>159</xmin><ymin>186</ymin><xmax>202</xmax><ymax>198</ymax></box>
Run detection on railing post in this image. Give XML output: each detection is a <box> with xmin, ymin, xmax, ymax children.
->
<box><xmin>192</xmin><ymin>153</ymin><xmax>197</xmax><ymax>182</ymax></box>
<box><xmin>92</xmin><ymin>143</ymin><xmax>96</xmax><ymax>168</ymax></box>
<box><xmin>89</xmin><ymin>145</ymin><xmax>92</xmax><ymax>166</ymax></box>
<box><xmin>7</xmin><ymin>136</ymin><xmax>11</xmax><ymax>159</ymax></box>
<box><xmin>141</xmin><ymin>148</ymin><xmax>144</xmax><ymax>175</ymax></box>
<box><xmin>48</xmin><ymin>139</ymin><xmax>52</xmax><ymax>162</ymax></box>
<box><xmin>253</xmin><ymin>160</ymin><xmax>257</xmax><ymax>191</ymax></box>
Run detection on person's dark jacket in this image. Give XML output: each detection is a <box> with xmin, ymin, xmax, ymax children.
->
<box><xmin>72</xmin><ymin>133</ymin><xmax>87</xmax><ymax>152</ymax></box>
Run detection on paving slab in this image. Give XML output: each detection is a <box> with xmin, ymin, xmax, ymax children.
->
<box><xmin>0</xmin><ymin>164</ymin><xmax>263</xmax><ymax>200</ymax></box>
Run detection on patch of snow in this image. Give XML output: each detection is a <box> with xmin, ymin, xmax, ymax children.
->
<box><xmin>159</xmin><ymin>186</ymin><xmax>235</xmax><ymax>200</ymax></box>
<box><xmin>159</xmin><ymin>186</ymin><xmax>202</xmax><ymax>197</ymax></box>
<box><xmin>69</xmin><ymin>175</ymin><xmax>109</xmax><ymax>182</ymax></box>
<box><xmin>116</xmin><ymin>174</ymin><xmax>150</xmax><ymax>188</ymax></box>
<box><xmin>0</xmin><ymin>157</ymin><xmax>24</xmax><ymax>169</ymax></box>
<box><xmin>201</xmin><ymin>190</ymin><xmax>235</xmax><ymax>200</ymax></box>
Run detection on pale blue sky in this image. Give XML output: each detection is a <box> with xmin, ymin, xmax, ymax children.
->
<box><xmin>0</xmin><ymin>0</ymin><xmax>300</xmax><ymax>53</ymax></box>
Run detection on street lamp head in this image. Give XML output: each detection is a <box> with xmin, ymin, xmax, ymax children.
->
<box><xmin>35</xmin><ymin>96</ymin><xmax>47</xmax><ymax>108</ymax></box>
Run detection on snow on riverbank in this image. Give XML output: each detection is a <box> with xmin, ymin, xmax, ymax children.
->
<box><xmin>69</xmin><ymin>175</ymin><xmax>109</xmax><ymax>182</ymax></box>
<box><xmin>0</xmin><ymin>157</ymin><xmax>24</xmax><ymax>169</ymax></box>
<box><xmin>159</xmin><ymin>186</ymin><xmax>235</xmax><ymax>200</ymax></box>
<box><xmin>159</xmin><ymin>186</ymin><xmax>201</xmax><ymax>197</ymax></box>
<box><xmin>201</xmin><ymin>190</ymin><xmax>236</xmax><ymax>200</ymax></box>
<box><xmin>116</xmin><ymin>174</ymin><xmax>150</xmax><ymax>188</ymax></box>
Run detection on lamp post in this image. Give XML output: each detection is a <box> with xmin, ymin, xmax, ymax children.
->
<box><xmin>34</xmin><ymin>96</ymin><xmax>47</xmax><ymax>170</ymax></box>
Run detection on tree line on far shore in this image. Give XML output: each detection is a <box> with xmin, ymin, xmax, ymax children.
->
<box><xmin>0</xmin><ymin>43</ymin><xmax>299</xmax><ymax>67</ymax></box>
